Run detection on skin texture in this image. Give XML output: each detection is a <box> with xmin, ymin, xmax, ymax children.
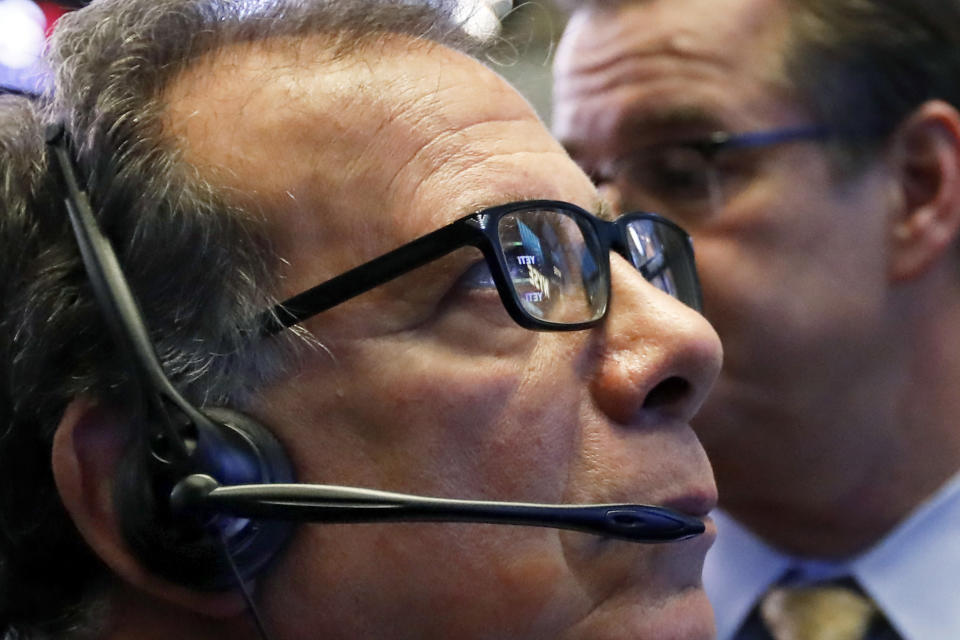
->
<box><xmin>53</xmin><ymin>33</ymin><xmax>724</xmax><ymax>640</ymax></box>
<box><xmin>553</xmin><ymin>0</ymin><xmax>960</xmax><ymax>556</ymax></box>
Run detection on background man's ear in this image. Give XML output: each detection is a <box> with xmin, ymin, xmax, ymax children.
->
<box><xmin>51</xmin><ymin>397</ymin><xmax>247</xmax><ymax>618</ymax></box>
<box><xmin>887</xmin><ymin>100</ymin><xmax>960</xmax><ymax>281</ymax></box>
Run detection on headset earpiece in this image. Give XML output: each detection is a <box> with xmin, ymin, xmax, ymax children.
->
<box><xmin>45</xmin><ymin>125</ymin><xmax>295</xmax><ymax>591</ymax></box>
<box><xmin>114</xmin><ymin>407</ymin><xmax>294</xmax><ymax>590</ymax></box>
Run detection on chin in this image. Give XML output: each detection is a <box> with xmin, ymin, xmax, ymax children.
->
<box><xmin>568</xmin><ymin>584</ymin><xmax>715</xmax><ymax>640</ymax></box>
<box><xmin>556</xmin><ymin>564</ymin><xmax>716</xmax><ymax>640</ymax></box>
<box><xmin>557</xmin><ymin>517</ymin><xmax>718</xmax><ymax>638</ymax></box>
<box><xmin>643</xmin><ymin>587</ymin><xmax>716</xmax><ymax>640</ymax></box>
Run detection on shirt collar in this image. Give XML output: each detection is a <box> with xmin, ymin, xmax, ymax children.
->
<box><xmin>850</xmin><ymin>470</ymin><xmax>960</xmax><ymax>640</ymax></box>
<box><xmin>704</xmin><ymin>470</ymin><xmax>960</xmax><ymax>640</ymax></box>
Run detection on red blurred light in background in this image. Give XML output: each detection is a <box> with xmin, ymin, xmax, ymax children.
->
<box><xmin>0</xmin><ymin>0</ymin><xmax>79</xmax><ymax>93</ymax></box>
<box><xmin>36</xmin><ymin>1</ymin><xmax>71</xmax><ymax>35</ymax></box>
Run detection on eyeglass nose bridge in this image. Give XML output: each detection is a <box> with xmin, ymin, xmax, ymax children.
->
<box><xmin>599</xmin><ymin>218</ymin><xmax>633</xmax><ymax>261</ymax></box>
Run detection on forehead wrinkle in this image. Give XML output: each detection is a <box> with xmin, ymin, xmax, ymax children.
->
<box><xmin>382</xmin><ymin>117</ymin><xmax>560</xmax><ymax>208</ymax></box>
<box><xmin>404</xmin><ymin>148</ymin><xmax>601</xmax><ymax>233</ymax></box>
<box><xmin>557</xmin><ymin>14</ymin><xmax>739</xmax><ymax>102</ymax></box>
<box><xmin>557</xmin><ymin>1</ymin><xmax>791</xmax><ymax>103</ymax></box>
<box><xmin>555</xmin><ymin>48</ymin><xmax>744</xmax><ymax>153</ymax></box>
<box><xmin>558</xmin><ymin>47</ymin><xmax>737</xmax><ymax>105</ymax></box>
<box><xmin>364</xmin><ymin>67</ymin><xmax>581</xmax><ymax>225</ymax></box>
<box><xmin>372</xmin><ymin>62</ymin><xmax>554</xmax><ymax>194</ymax></box>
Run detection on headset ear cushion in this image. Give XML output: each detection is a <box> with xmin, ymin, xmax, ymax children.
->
<box><xmin>114</xmin><ymin>407</ymin><xmax>294</xmax><ymax>591</ymax></box>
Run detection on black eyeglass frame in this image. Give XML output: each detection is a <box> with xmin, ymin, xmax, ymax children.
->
<box><xmin>262</xmin><ymin>200</ymin><xmax>702</xmax><ymax>335</ymax></box>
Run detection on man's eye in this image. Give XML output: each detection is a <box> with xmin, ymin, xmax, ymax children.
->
<box><xmin>440</xmin><ymin>258</ymin><xmax>520</xmax><ymax>332</ymax></box>
<box><xmin>647</xmin><ymin>165</ymin><xmax>708</xmax><ymax>197</ymax></box>
<box><xmin>611</xmin><ymin>145</ymin><xmax>718</xmax><ymax>215</ymax></box>
<box><xmin>457</xmin><ymin>259</ymin><xmax>497</xmax><ymax>289</ymax></box>
<box><xmin>628</xmin><ymin>148</ymin><xmax>711</xmax><ymax>197</ymax></box>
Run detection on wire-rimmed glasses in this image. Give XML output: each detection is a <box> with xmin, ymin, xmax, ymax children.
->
<box><xmin>597</xmin><ymin>125</ymin><xmax>833</xmax><ymax>217</ymax></box>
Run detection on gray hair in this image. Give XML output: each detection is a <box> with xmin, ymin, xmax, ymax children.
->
<box><xmin>0</xmin><ymin>1</ymin><xmax>479</xmax><ymax>637</ymax></box>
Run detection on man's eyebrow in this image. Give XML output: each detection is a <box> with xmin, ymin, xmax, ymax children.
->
<box><xmin>615</xmin><ymin>104</ymin><xmax>729</xmax><ymax>139</ymax></box>
<box><xmin>468</xmin><ymin>193</ymin><xmax>609</xmax><ymax>220</ymax></box>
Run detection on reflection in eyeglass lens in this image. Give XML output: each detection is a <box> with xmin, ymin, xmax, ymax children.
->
<box><xmin>623</xmin><ymin>217</ymin><xmax>703</xmax><ymax>311</ymax></box>
<box><xmin>498</xmin><ymin>210</ymin><xmax>605</xmax><ymax>324</ymax></box>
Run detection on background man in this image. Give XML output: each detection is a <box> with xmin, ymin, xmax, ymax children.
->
<box><xmin>553</xmin><ymin>0</ymin><xmax>960</xmax><ymax>638</ymax></box>
<box><xmin>0</xmin><ymin>0</ymin><xmax>723</xmax><ymax>638</ymax></box>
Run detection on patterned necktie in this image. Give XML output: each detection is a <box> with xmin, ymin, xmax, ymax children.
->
<box><xmin>758</xmin><ymin>581</ymin><xmax>880</xmax><ymax>640</ymax></box>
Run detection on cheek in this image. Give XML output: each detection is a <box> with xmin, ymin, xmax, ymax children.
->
<box><xmin>252</xmin><ymin>338</ymin><xmax>598</xmax><ymax>640</ymax></box>
<box><xmin>306</xmin><ymin>336</ymin><xmax>586</xmax><ymax>500</ymax></box>
<box><xmin>259</xmin><ymin>524</ymin><xmax>590</xmax><ymax>640</ymax></box>
<box><xmin>692</xmin><ymin>172</ymin><xmax>890</xmax><ymax>379</ymax></box>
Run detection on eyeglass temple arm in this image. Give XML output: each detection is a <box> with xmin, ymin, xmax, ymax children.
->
<box><xmin>703</xmin><ymin>124</ymin><xmax>833</xmax><ymax>153</ymax></box>
<box><xmin>260</xmin><ymin>222</ymin><xmax>476</xmax><ymax>335</ymax></box>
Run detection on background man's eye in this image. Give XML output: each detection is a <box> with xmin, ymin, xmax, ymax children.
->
<box><xmin>648</xmin><ymin>165</ymin><xmax>708</xmax><ymax>195</ymax></box>
<box><xmin>616</xmin><ymin>146</ymin><xmax>714</xmax><ymax>207</ymax></box>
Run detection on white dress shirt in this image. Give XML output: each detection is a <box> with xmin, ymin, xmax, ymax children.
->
<box><xmin>704</xmin><ymin>471</ymin><xmax>960</xmax><ymax>640</ymax></box>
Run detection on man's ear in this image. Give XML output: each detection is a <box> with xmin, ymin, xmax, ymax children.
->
<box><xmin>887</xmin><ymin>100</ymin><xmax>960</xmax><ymax>281</ymax></box>
<box><xmin>51</xmin><ymin>397</ymin><xmax>246</xmax><ymax>618</ymax></box>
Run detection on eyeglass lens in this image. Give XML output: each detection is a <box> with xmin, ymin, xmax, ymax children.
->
<box><xmin>623</xmin><ymin>218</ymin><xmax>702</xmax><ymax>311</ymax></box>
<box><xmin>497</xmin><ymin>209</ymin><xmax>607</xmax><ymax>324</ymax></box>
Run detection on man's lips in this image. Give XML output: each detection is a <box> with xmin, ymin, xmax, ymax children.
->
<box><xmin>661</xmin><ymin>488</ymin><xmax>718</xmax><ymax>519</ymax></box>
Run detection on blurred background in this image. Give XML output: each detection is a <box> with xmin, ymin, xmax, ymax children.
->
<box><xmin>0</xmin><ymin>0</ymin><xmax>565</xmax><ymax>123</ymax></box>
<box><xmin>0</xmin><ymin>0</ymin><xmax>82</xmax><ymax>94</ymax></box>
<box><xmin>486</xmin><ymin>0</ymin><xmax>566</xmax><ymax>125</ymax></box>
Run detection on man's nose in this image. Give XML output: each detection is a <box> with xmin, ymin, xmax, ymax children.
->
<box><xmin>589</xmin><ymin>254</ymin><xmax>722</xmax><ymax>425</ymax></box>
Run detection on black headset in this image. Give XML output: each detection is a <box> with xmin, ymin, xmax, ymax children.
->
<box><xmin>44</xmin><ymin>122</ymin><xmax>705</xmax><ymax>593</ymax></box>
<box><xmin>46</xmin><ymin>123</ymin><xmax>294</xmax><ymax>589</ymax></box>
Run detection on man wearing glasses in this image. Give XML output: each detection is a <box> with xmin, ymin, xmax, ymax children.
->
<box><xmin>553</xmin><ymin>0</ymin><xmax>960</xmax><ymax>638</ymax></box>
<box><xmin>0</xmin><ymin>0</ymin><xmax>724</xmax><ymax>639</ymax></box>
